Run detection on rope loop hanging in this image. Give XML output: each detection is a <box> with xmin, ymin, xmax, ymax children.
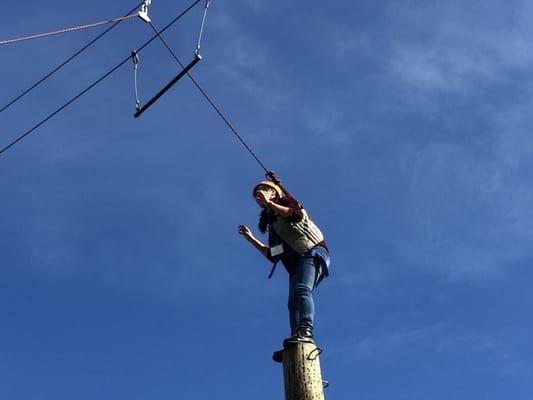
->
<box><xmin>131</xmin><ymin>51</ymin><xmax>141</xmax><ymax>111</ymax></box>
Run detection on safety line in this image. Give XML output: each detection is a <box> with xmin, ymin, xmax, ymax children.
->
<box><xmin>0</xmin><ymin>0</ymin><xmax>202</xmax><ymax>158</ymax></box>
<box><xmin>0</xmin><ymin>13</ymin><xmax>138</xmax><ymax>46</ymax></box>
<box><xmin>0</xmin><ymin>2</ymin><xmax>144</xmax><ymax>115</ymax></box>
<box><xmin>147</xmin><ymin>21</ymin><xmax>270</xmax><ymax>173</ymax></box>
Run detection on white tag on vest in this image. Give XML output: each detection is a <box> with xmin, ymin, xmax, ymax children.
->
<box><xmin>270</xmin><ymin>244</ymin><xmax>284</xmax><ymax>257</ymax></box>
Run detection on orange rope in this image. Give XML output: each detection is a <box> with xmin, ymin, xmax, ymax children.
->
<box><xmin>0</xmin><ymin>13</ymin><xmax>138</xmax><ymax>46</ymax></box>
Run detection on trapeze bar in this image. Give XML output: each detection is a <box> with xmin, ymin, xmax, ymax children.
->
<box><xmin>134</xmin><ymin>53</ymin><xmax>202</xmax><ymax>118</ymax></box>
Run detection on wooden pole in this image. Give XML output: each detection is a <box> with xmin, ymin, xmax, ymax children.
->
<box><xmin>282</xmin><ymin>341</ymin><xmax>325</xmax><ymax>400</ymax></box>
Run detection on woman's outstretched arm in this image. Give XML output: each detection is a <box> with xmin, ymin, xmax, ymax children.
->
<box><xmin>238</xmin><ymin>225</ymin><xmax>269</xmax><ymax>258</ymax></box>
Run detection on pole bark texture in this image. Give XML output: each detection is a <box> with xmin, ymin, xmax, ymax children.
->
<box><xmin>282</xmin><ymin>342</ymin><xmax>325</xmax><ymax>400</ymax></box>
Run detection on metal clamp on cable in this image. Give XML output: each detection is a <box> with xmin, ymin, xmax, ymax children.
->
<box><xmin>138</xmin><ymin>0</ymin><xmax>152</xmax><ymax>23</ymax></box>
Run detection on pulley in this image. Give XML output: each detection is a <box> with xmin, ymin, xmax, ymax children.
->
<box><xmin>138</xmin><ymin>0</ymin><xmax>152</xmax><ymax>23</ymax></box>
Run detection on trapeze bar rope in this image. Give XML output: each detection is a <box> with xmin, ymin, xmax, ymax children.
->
<box><xmin>196</xmin><ymin>0</ymin><xmax>212</xmax><ymax>54</ymax></box>
<box><xmin>133</xmin><ymin>53</ymin><xmax>201</xmax><ymax>118</ymax></box>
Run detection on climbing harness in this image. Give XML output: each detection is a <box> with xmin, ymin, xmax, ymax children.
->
<box><xmin>268</xmin><ymin>259</ymin><xmax>279</xmax><ymax>279</ymax></box>
<box><xmin>133</xmin><ymin>0</ymin><xmax>212</xmax><ymax>118</ymax></box>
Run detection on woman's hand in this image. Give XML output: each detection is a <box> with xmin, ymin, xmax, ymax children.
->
<box><xmin>238</xmin><ymin>225</ymin><xmax>269</xmax><ymax>258</ymax></box>
<box><xmin>254</xmin><ymin>190</ymin><xmax>272</xmax><ymax>208</ymax></box>
<box><xmin>238</xmin><ymin>225</ymin><xmax>254</xmax><ymax>241</ymax></box>
<box><xmin>266</xmin><ymin>171</ymin><xmax>281</xmax><ymax>185</ymax></box>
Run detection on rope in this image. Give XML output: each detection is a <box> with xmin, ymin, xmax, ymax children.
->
<box><xmin>131</xmin><ymin>51</ymin><xmax>141</xmax><ymax>110</ymax></box>
<box><xmin>196</xmin><ymin>0</ymin><xmax>212</xmax><ymax>54</ymax></box>
<box><xmin>0</xmin><ymin>0</ymin><xmax>202</xmax><ymax>158</ymax></box>
<box><xmin>147</xmin><ymin>21</ymin><xmax>270</xmax><ymax>173</ymax></box>
<box><xmin>0</xmin><ymin>13</ymin><xmax>138</xmax><ymax>46</ymax></box>
<box><xmin>0</xmin><ymin>2</ymin><xmax>144</xmax><ymax>114</ymax></box>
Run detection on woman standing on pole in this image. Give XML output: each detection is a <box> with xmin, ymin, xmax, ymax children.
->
<box><xmin>238</xmin><ymin>172</ymin><xmax>330</xmax><ymax>362</ymax></box>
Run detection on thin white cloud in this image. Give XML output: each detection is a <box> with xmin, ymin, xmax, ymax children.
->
<box><xmin>391</xmin><ymin>134</ymin><xmax>533</xmax><ymax>280</ymax></box>
<box><xmin>387</xmin><ymin>0</ymin><xmax>533</xmax><ymax>94</ymax></box>
<box><xmin>331</xmin><ymin>321</ymin><xmax>532</xmax><ymax>378</ymax></box>
<box><xmin>437</xmin><ymin>329</ymin><xmax>533</xmax><ymax>378</ymax></box>
<box><xmin>335</xmin><ymin>323</ymin><xmax>446</xmax><ymax>360</ymax></box>
<box><xmin>208</xmin><ymin>12</ymin><xmax>291</xmax><ymax>104</ymax></box>
<box><xmin>241</xmin><ymin>0</ymin><xmax>267</xmax><ymax>12</ymax></box>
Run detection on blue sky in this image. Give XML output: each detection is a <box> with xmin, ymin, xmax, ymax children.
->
<box><xmin>1</xmin><ymin>0</ymin><xmax>533</xmax><ymax>399</ymax></box>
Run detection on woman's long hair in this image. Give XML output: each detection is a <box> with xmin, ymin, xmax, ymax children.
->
<box><xmin>258</xmin><ymin>208</ymin><xmax>274</xmax><ymax>234</ymax></box>
<box><xmin>258</xmin><ymin>192</ymin><xmax>284</xmax><ymax>233</ymax></box>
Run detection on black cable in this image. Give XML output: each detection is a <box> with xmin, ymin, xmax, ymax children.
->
<box><xmin>147</xmin><ymin>21</ymin><xmax>270</xmax><ymax>173</ymax></box>
<box><xmin>0</xmin><ymin>0</ymin><xmax>202</xmax><ymax>157</ymax></box>
<box><xmin>0</xmin><ymin>2</ymin><xmax>144</xmax><ymax>115</ymax></box>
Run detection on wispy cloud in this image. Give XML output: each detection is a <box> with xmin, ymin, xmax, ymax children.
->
<box><xmin>305</xmin><ymin>0</ymin><xmax>533</xmax><ymax>281</ymax></box>
<box><xmin>437</xmin><ymin>329</ymin><xmax>533</xmax><ymax>378</ymax></box>
<box><xmin>391</xmin><ymin>134</ymin><xmax>533</xmax><ymax>280</ymax></box>
<box><xmin>208</xmin><ymin>12</ymin><xmax>291</xmax><ymax>105</ymax></box>
<box><xmin>345</xmin><ymin>323</ymin><xmax>445</xmax><ymax>360</ymax></box>
<box><xmin>387</xmin><ymin>0</ymin><xmax>533</xmax><ymax>94</ymax></box>
<box><xmin>331</xmin><ymin>322</ymin><xmax>532</xmax><ymax>378</ymax></box>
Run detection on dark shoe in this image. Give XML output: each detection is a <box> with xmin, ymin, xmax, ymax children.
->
<box><xmin>272</xmin><ymin>349</ymin><xmax>283</xmax><ymax>363</ymax></box>
<box><xmin>284</xmin><ymin>326</ymin><xmax>314</xmax><ymax>344</ymax></box>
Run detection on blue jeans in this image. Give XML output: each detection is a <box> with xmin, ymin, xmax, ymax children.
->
<box><xmin>287</xmin><ymin>246</ymin><xmax>330</xmax><ymax>333</ymax></box>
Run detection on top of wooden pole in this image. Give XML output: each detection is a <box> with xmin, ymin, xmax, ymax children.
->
<box><xmin>282</xmin><ymin>342</ymin><xmax>325</xmax><ymax>400</ymax></box>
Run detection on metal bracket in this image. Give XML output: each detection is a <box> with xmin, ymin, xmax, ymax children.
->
<box><xmin>307</xmin><ymin>346</ymin><xmax>323</xmax><ymax>361</ymax></box>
